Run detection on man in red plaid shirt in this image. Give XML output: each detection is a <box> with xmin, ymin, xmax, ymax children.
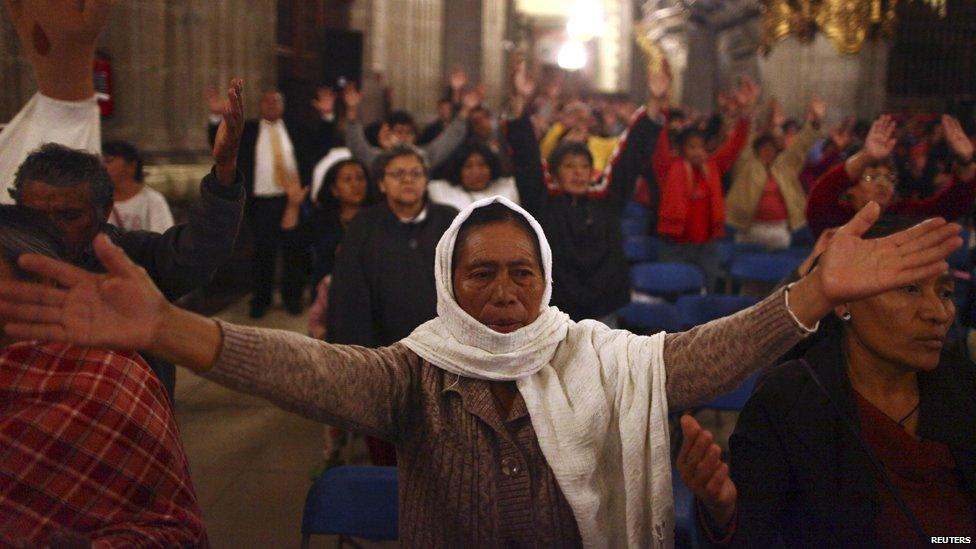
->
<box><xmin>0</xmin><ymin>206</ymin><xmax>207</xmax><ymax>547</ymax></box>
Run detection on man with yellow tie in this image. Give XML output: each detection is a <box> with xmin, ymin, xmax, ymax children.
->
<box><xmin>208</xmin><ymin>88</ymin><xmax>331</xmax><ymax>318</ymax></box>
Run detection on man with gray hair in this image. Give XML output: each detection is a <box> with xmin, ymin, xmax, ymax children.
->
<box><xmin>326</xmin><ymin>144</ymin><xmax>458</xmax><ymax>465</ymax></box>
<box><xmin>0</xmin><ymin>205</ymin><xmax>206</xmax><ymax>546</ymax></box>
<box><xmin>9</xmin><ymin>79</ymin><xmax>246</xmax><ymax>397</ymax></box>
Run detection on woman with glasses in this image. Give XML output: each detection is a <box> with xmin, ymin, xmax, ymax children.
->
<box><xmin>325</xmin><ymin>144</ymin><xmax>458</xmax><ymax>465</ymax></box>
<box><xmin>806</xmin><ymin>114</ymin><xmax>975</xmax><ymax>238</ymax></box>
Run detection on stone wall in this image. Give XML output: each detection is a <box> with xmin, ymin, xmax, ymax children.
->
<box><xmin>1</xmin><ymin>0</ymin><xmax>277</xmax><ymax>160</ymax></box>
<box><xmin>760</xmin><ymin>34</ymin><xmax>889</xmax><ymax>123</ymax></box>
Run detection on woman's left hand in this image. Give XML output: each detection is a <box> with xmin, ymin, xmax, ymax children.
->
<box><xmin>790</xmin><ymin>202</ymin><xmax>962</xmax><ymax>326</ymax></box>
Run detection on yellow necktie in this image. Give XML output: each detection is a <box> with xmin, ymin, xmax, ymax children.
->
<box><xmin>269</xmin><ymin>125</ymin><xmax>287</xmax><ymax>188</ymax></box>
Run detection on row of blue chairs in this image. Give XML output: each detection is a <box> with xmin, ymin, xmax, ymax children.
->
<box><xmin>619</xmin><ymin>294</ymin><xmax>760</xmax><ymax>333</ymax></box>
<box><xmin>628</xmin><ymin>254</ymin><xmax>804</xmax><ymax>300</ymax></box>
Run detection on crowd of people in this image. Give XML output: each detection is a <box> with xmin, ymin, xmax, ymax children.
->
<box><xmin>0</xmin><ymin>1</ymin><xmax>974</xmax><ymax>546</ymax></box>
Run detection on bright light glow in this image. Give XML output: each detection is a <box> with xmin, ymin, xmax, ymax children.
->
<box><xmin>557</xmin><ymin>40</ymin><xmax>587</xmax><ymax>70</ymax></box>
<box><xmin>566</xmin><ymin>0</ymin><xmax>604</xmax><ymax>41</ymax></box>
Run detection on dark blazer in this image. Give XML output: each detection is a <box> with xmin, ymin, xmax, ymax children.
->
<box><xmin>80</xmin><ymin>169</ymin><xmax>245</xmax><ymax>301</ymax></box>
<box><xmin>725</xmin><ymin>329</ymin><xmax>976</xmax><ymax>547</ymax></box>
<box><xmin>208</xmin><ymin>117</ymin><xmax>335</xmax><ymax>197</ymax></box>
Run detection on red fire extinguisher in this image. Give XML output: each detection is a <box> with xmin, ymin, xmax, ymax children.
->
<box><xmin>93</xmin><ymin>50</ymin><xmax>114</xmax><ymax>118</ymax></box>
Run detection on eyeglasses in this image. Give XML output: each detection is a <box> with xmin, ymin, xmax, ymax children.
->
<box><xmin>861</xmin><ymin>173</ymin><xmax>896</xmax><ymax>186</ymax></box>
<box><xmin>384</xmin><ymin>169</ymin><xmax>425</xmax><ymax>181</ymax></box>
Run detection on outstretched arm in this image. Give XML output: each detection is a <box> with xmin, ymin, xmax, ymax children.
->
<box><xmin>0</xmin><ymin>235</ymin><xmax>411</xmax><ymax>441</ymax></box>
<box><xmin>663</xmin><ymin>203</ymin><xmax>962</xmax><ymax>410</ymax></box>
<box><xmin>6</xmin><ymin>0</ymin><xmax>115</xmax><ymax>101</ymax></box>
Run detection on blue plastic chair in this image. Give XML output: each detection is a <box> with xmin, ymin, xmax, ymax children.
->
<box><xmin>730</xmin><ymin>253</ymin><xmax>802</xmax><ymax>284</ymax></box>
<box><xmin>301</xmin><ymin>466</ymin><xmax>398</xmax><ymax>548</ymax></box>
<box><xmin>631</xmin><ymin>262</ymin><xmax>705</xmax><ymax>297</ymax></box>
<box><xmin>703</xmin><ymin>371</ymin><xmax>761</xmax><ymax>412</ymax></box>
<box><xmin>622</xmin><ymin>201</ymin><xmax>649</xmax><ymax>219</ymax></box>
<box><xmin>617</xmin><ymin>302</ymin><xmax>683</xmax><ymax>334</ymax></box>
<box><xmin>716</xmin><ymin>241</ymin><xmax>764</xmax><ymax>268</ymax></box>
<box><xmin>621</xmin><ymin>217</ymin><xmax>649</xmax><ymax>238</ymax></box>
<box><xmin>673</xmin><ymin>468</ymin><xmax>703</xmax><ymax>548</ymax></box>
<box><xmin>790</xmin><ymin>226</ymin><xmax>815</xmax><ymax>247</ymax></box>
<box><xmin>676</xmin><ymin>294</ymin><xmax>759</xmax><ymax>329</ymax></box>
<box><xmin>624</xmin><ymin>235</ymin><xmax>660</xmax><ymax>263</ymax></box>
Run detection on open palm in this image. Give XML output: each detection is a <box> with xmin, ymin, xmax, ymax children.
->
<box><xmin>816</xmin><ymin>202</ymin><xmax>961</xmax><ymax>304</ymax></box>
<box><xmin>0</xmin><ymin>235</ymin><xmax>168</xmax><ymax>350</ymax></box>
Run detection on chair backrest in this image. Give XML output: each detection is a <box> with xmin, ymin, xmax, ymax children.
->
<box><xmin>623</xmin><ymin>235</ymin><xmax>660</xmax><ymax>263</ymax></box>
<box><xmin>730</xmin><ymin>253</ymin><xmax>802</xmax><ymax>283</ymax></box>
<box><xmin>703</xmin><ymin>370</ymin><xmax>761</xmax><ymax>412</ymax></box>
<box><xmin>676</xmin><ymin>294</ymin><xmax>760</xmax><ymax>329</ymax></box>
<box><xmin>302</xmin><ymin>465</ymin><xmax>398</xmax><ymax>540</ymax></box>
<box><xmin>716</xmin><ymin>241</ymin><xmax>765</xmax><ymax>268</ymax></box>
<box><xmin>617</xmin><ymin>302</ymin><xmax>683</xmax><ymax>334</ymax></box>
<box><xmin>622</xmin><ymin>201</ymin><xmax>649</xmax><ymax>220</ymax></box>
<box><xmin>630</xmin><ymin>262</ymin><xmax>705</xmax><ymax>296</ymax></box>
<box><xmin>790</xmin><ymin>226</ymin><xmax>815</xmax><ymax>247</ymax></box>
<box><xmin>621</xmin><ymin>217</ymin><xmax>650</xmax><ymax>238</ymax></box>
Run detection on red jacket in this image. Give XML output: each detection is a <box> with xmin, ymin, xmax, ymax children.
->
<box><xmin>805</xmin><ymin>163</ymin><xmax>976</xmax><ymax>237</ymax></box>
<box><xmin>649</xmin><ymin>117</ymin><xmax>750</xmax><ymax>240</ymax></box>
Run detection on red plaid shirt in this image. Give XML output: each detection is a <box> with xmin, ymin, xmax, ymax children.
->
<box><xmin>0</xmin><ymin>341</ymin><xmax>207</xmax><ymax>547</ymax></box>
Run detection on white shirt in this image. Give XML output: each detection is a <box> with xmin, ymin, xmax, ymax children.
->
<box><xmin>253</xmin><ymin>119</ymin><xmax>298</xmax><ymax>197</ymax></box>
<box><xmin>108</xmin><ymin>186</ymin><xmax>175</xmax><ymax>233</ymax></box>
<box><xmin>0</xmin><ymin>93</ymin><xmax>101</xmax><ymax>204</ymax></box>
<box><xmin>426</xmin><ymin>177</ymin><xmax>520</xmax><ymax>212</ymax></box>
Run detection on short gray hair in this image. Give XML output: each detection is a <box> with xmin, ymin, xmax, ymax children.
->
<box><xmin>0</xmin><ymin>205</ymin><xmax>66</xmax><ymax>280</ymax></box>
<box><xmin>10</xmin><ymin>143</ymin><xmax>115</xmax><ymax>210</ymax></box>
<box><xmin>372</xmin><ymin>143</ymin><xmax>429</xmax><ymax>180</ymax></box>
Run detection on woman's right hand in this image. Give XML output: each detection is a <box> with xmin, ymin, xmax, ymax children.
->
<box><xmin>677</xmin><ymin>415</ymin><xmax>737</xmax><ymax>529</ymax></box>
<box><xmin>0</xmin><ymin>235</ymin><xmax>169</xmax><ymax>352</ymax></box>
<box><xmin>283</xmin><ymin>173</ymin><xmax>310</xmax><ymax>208</ymax></box>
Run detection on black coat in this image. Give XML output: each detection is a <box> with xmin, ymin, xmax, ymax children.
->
<box><xmin>726</xmin><ymin>329</ymin><xmax>976</xmax><ymax>547</ymax></box>
<box><xmin>81</xmin><ymin>169</ymin><xmax>245</xmax><ymax>301</ymax></box>
<box><xmin>505</xmin><ymin>112</ymin><xmax>662</xmax><ymax>321</ymax></box>
<box><xmin>326</xmin><ymin>201</ymin><xmax>458</xmax><ymax>347</ymax></box>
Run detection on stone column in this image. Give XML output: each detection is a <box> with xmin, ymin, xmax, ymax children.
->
<box><xmin>481</xmin><ymin>0</ymin><xmax>508</xmax><ymax>110</ymax></box>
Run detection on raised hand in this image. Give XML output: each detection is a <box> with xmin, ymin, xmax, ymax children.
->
<box><xmin>511</xmin><ymin>58</ymin><xmax>536</xmax><ymax>99</ymax></box>
<box><xmin>769</xmin><ymin>97</ymin><xmax>786</xmax><ymax>129</ymax></box>
<box><xmin>830</xmin><ymin>118</ymin><xmax>854</xmax><ymax>151</ymax></box>
<box><xmin>6</xmin><ymin>0</ymin><xmax>117</xmax><ymax>100</ymax></box>
<box><xmin>283</xmin><ymin>173</ymin><xmax>309</xmax><ymax>207</ymax></box>
<box><xmin>677</xmin><ymin>415</ymin><xmax>737</xmax><ymax>528</ymax></box>
<box><xmin>942</xmin><ymin>115</ymin><xmax>974</xmax><ymax>164</ymax></box>
<box><xmin>0</xmin><ymin>235</ymin><xmax>169</xmax><ymax>351</ymax></box>
<box><xmin>647</xmin><ymin>61</ymin><xmax>671</xmax><ymax>103</ymax></box>
<box><xmin>460</xmin><ymin>86</ymin><xmax>483</xmax><ymax>115</ymax></box>
<box><xmin>863</xmin><ymin>115</ymin><xmax>897</xmax><ymax>160</ymax></box>
<box><xmin>733</xmin><ymin>75</ymin><xmax>761</xmax><ymax>117</ymax></box>
<box><xmin>816</xmin><ymin>202</ymin><xmax>961</xmax><ymax>304</ymax></box>
<box><xmin>449</xmin><ymin>64</ymin><xmax>468</xmax><ymax>92</ymax></box>
<box><xmin>342</xmin><ymin>83</ymin><xmax>363</xmax><ymax>120</ymax></box>
<box><xmin>212</xmin><ymin>78</ymin><xmax>245</xmax><ymax>185</ymax></box>
<box><xmin>806</xmin><ymin>95</ymin><xmax>826</xmax><ymax>124</ymax></box>
<box><xmin>311</xmin><ymin>86</ymin><xmax>337</xmax><ymax>118</ymax></box>
<box><xmin>204</xmin><ymin>86</ymin><xmax>228</xmax><ymax>116</ymax></box>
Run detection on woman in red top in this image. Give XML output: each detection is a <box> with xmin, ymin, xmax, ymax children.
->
<box><xmin>806</xmin><ymin>114</ymin><xmax>976</xmax><ymax>238</ymax></box>
<box><xmin>678</xmin><ymin>215</ymin><xmax>976</xmax><ymax>546</ymax></box>
<box><xmin>648</xmin><ymin>74</ymin><xmax>757</xmax><ymax>290</ymax></box>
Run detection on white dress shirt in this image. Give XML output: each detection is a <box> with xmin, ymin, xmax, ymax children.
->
<box><xmin>253</xmin><ymin>119</ymin><xmax>299</xmax><ymax>197</ymax></box>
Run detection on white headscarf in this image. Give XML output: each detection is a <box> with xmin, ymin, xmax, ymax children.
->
<box><xmin>403</xmin><ymin>196</ymin><xmax>673</xmax><ymax>548</ymax></box>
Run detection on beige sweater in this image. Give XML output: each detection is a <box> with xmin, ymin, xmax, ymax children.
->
<box><xmin>727</xmin><ymin>124</ymin><xmax>820</xmax><ymax>232</ymax></box>
<box><xmin>204</xmin><ymin>288</ymin><xmax>808</xmax><ymax>547</ymax></box>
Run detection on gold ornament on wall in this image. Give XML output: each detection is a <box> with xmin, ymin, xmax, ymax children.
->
<box><xmin>634</xmin><ymin>21</ymin><xmax>667</xmax><ymax>73</ymax></box>
<box><xmin>760</xmin><ymin>0</ymin><xmax>941</xmax><ymax>56</ymax></box>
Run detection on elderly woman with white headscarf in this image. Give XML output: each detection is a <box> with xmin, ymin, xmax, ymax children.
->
<box><xmin>0</xmin><ymin>197</ymin><xmax>962</xmax><ymax>548</ymax></box>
